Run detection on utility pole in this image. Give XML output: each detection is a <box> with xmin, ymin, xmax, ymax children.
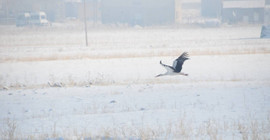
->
<box><xmin>83</xmin><ymin>0</ymin><xmax>88</xmax><ymax>46</ymax></box>
<box><xmin>6</xmin><ymin>0</ymin><xmax>9</xmax><ymax>24</ymax></box>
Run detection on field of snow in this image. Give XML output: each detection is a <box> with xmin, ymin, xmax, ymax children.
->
<box><xmin>0</xmin><ymin>25</ymin><xmax>270</xmax><ymax>139</ymax></box>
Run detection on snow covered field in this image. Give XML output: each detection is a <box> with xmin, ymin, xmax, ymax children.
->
<box><xmin>0</xmin><ymin>25</ymin><xmax>270</xmax><ymax>139</ymax></box>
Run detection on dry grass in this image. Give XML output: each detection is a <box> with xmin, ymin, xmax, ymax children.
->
<box><xmin>0</xmin><ymin>118</ymin><xmax>18</xmax><ymax>140</ymax></box>
<box><xmin>1</xmin><ymin>24</ymin><xmax>269</xmax><ymax>64</ymax></box>
<box><xmin>1</xmin><ymin>116</ymin><xmax>269</xmax><ymax>140</ymax></box>
<box><xmin>1</xmin><ymin>25</ymin><xmax>269</xmax><ymax>139</ymax></box>
<box><xmin>0</xmin><ymin>77</ymin><xmax>266</xmax><ymax>91</ymax></box>
<box><xmin>1</xmin><ymin>46</ymin><xmax>270</xmax><ymax>63</ymax></box>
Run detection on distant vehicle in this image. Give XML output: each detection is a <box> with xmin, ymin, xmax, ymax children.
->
<box><xmin>29</xmin><ymin>12</ymin><xmax>50</xmax><ymax>26</ymax></box>
<box><xmin>16</xmin><ymin>12</ymin><xmax>31</xmax><ymax>27</ymax></box>
<box><xmin>16</xmin><ymin>11</ymin><xmax>50</xmax><ymax>27</ymax></box>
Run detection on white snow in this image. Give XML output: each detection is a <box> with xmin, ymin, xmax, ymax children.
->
<box><xmin>0</xmin><ymin>25</ymin><xmax>270</xmax><ymax>139</ymax></box>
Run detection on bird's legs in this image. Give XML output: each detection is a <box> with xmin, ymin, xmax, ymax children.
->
<box><xmin>179</xmin><ymin>73</ymin><xmax>188</xmax><ymax>76</ymax></box>
<box><xmin>156</xmin><ymin>72</ymin><xmax>188</xmax><ymax>77</ymax></box>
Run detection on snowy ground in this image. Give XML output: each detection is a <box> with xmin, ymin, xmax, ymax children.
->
<box><xmin>0</xmin><ymin>25</ymin><xmax>270</xmax><ymax>139</ymax></box>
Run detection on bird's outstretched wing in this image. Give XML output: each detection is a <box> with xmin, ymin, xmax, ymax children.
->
<box><xmin>172</xmin><ymin>52</ymin><xmax>189</xmax><ymax>73</ymax></box>
<box><xmin>160</xmin><ymin>61</ymin><xmax>175</xmax><ymax>73</ymax></box>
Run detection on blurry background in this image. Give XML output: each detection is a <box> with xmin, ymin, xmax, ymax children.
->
<box><xmin>0</xmin><ymin>0</ymin><xmax>269</xmax><ymax>26</ymax></box>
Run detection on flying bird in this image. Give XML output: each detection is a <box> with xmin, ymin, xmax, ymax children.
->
<box><xmin>156</xmin><ymin>52</ymin><xmax>189</xmax><ymax>77</ymax></box>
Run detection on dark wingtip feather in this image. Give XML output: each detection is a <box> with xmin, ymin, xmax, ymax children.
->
<box><xmin>177</xmin><ymin>52</ymin><xmax>189</xmax><ymax>60</ymax></box>
<box><xmin>183</xmin><ymin>52</ymin><xmax>189</xmax><ymax>57</ymax></box>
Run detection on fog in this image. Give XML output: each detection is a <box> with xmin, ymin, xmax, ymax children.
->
<box><xmin>0</xmin><ymin>0</ymin><xmax>269</xmax><ymax>26</ymax></box>
<box><xmin>0</xmin><ymin>0</ymin><xmax>270</xmax><ymax>139</ymax></box>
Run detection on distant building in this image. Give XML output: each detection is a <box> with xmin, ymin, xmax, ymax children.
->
<box><xmin>65</xmin><ymin>0</ymin><xmax>80</xmax><ymax>19</ymax></box>
<box><xmin>65</xmin><ymin>0</ymin><xmax>101</xmax><ymax>23</ymax></box>
<box><xmin>0</xmin><ymin>0</ymin><xmax>65</xmax><ymax>23</ymax></box>
<box><xmin>201</xmin><ymin>0</ymin><xmax>267</xmax><ymax>24</ymax></box>
<box><xmin>175</xmin><ymin>0</ymin><xmax>182</xmax><ymax>24</ymax></box>
<box><xmin>0</xmin><ymin>0</ymin><xmax>177</xmax><ymax>26</ymax></box>
<box><xmin>222</xmin><ymin>0</ymin><xmax>265</xmax><ymax>24</ymax></box>
<box><xmin>201</xmin><ymin>0</ymin><xmax>222</xmax><ymax>18</ymax></box>
<box><xmin>181</xmin><ymin>0</ymin><xmax>201</xmax><ymax>23</ymax></box>
<box><xmin>100</xmin><ymin>0</ymin><xmax>175</xmax><ymax>26</ymax></box>
<box><xmin>64</xmin><ymin>0</ymin><xmax>176</xmax><ymax>26</ymax></box>
<box><xmin>1</xmin><ymin>0</ymin><xmax>270</xmax><ymax>26</ymax></box>
<box><xmin>265</xmin><ymin>0</ymin><xmax>270</xmax><ymax>25</ymax></box>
